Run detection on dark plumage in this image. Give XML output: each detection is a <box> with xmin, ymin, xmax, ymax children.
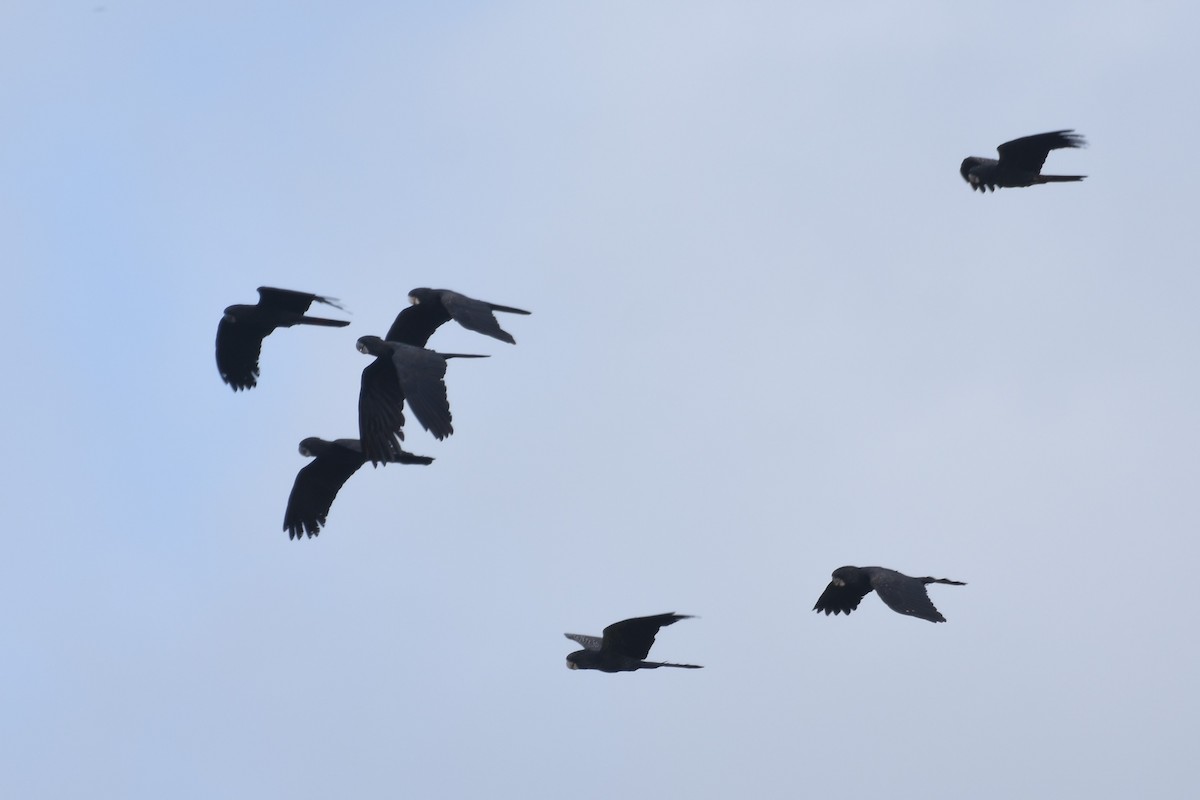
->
<box><xmin>356</xmin><ymin>335</ymin><xmax>487</xmax><ymax>464</ymax></box>
<box><xmin>216</xmin><ymin>287</ymin><xmax>349</xmax><ymax>391</ymax></box>
<box><xmin>564</xmin><ymin>613</ymin><xmax>702</xmax><ymax>672</ymax></box>
<box><xmin>352</xmin><ymin>288</ymin><xmax>525</xmax><ymax>464</ymax></box>
<box><xmin>960</xmin><ymin>130</ymin><xmax>1087</xmax><ymax>192</ymax></box>
<box><xmin>813</xmin><ymin>566</ymin><xmax>966</xmax><ymax>623</ymax></box>
<box><xmin>391</xmin><ymin>288</ymin><xmax>531</xmax><ymax>346</ymax></box>
<box><xmin>283</xmin><ymin>437</ymin><xmax>433</xmax><ymax>539</ymax></box>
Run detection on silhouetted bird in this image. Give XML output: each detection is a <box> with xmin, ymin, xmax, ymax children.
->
<box><xmin>813</xmin><ymin>566</ymin><xmax>965</xmax><ymax>623</ymax></box>
<box><xmin>282</xmin><ymin>437</ymin><xmax>433</xmax><ymax>539</ymax></box>
<box><xmin>353</xmin><ymin>289</ymin><xmax>526</xmax><ymax>463</ymax></box>
<box><xmin>402</xmin><ymin>288</ymin><xmax>530</xmax><ymax>345</ymax></box>
<box><xmin>960</xmin><ymin>130</ymin><xmax>1086</xmax><ymax>192</ymax></box>
<box><xmin>356</xmin><ymin>335</ymin><xmax>486</xmax><ymax>463</ymax></box>
<box><xmin>216</xmin><ymin>287</ymin><xmax>349</xmax><ymax>391</ymax></box>
<box><xmin>564</xmin><ymin>613</ymin><xmax>702</xmax><ymax>672</ymax></box>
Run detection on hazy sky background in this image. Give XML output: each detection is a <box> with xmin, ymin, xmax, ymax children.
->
<box><xmin>4</xmin><ymin>2</ymin><xmax>1199</xmax><ymax>797</ymax></box>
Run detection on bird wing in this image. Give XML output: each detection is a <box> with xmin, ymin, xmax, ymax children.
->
<box><xmin>564</xmin><ymin>633</ymin><xmax>604</xmax><ymax>652</ymax></box>
<box><xmin>812</xmin><ymin>580</ymin><xmax>872</xmax><ymax>616</ymax></box>
<box><xmin>440</xmin><ymin>291</ymin><xmax>519</xmax><ymax>344</ymax></box>
<box><xmin>996</xmin><ymin>130</ymin><xmax>1083</xmax><ymax>174</ymax></box>
<box><xmin>385</xmin><ymin>303</ymin><xmax>450</xmax><ymax>347</ymax></box>
<box><xmin>601</xmin><ymin>613</ymin><xmax>688</xmax><ymax>660</ymax></box>
<box><xmin>282</xmin><ymin>444</ymin><xmax>365</xmax><ymax>538</ymax></box>
<box><xmin>215</xmin><ymin>316</ymin><xmax>266</xmax><ymax>391</ymax></box>
<box><xmin>257</xmin><ymin>286</ymin><xmax>344</xmax><ymax>313</ymax></box>
<box><xmin>870</xmin><ymin>570</ymin><xmax>947</xmax><ymax>623</ymax></box>
<box><xmin>389</xmin><ymin>347</ymin><xmax>454</xmax><ymax>440</ymax></box>
<box><xmin>358</xmin><ymin>359</ymin><xmax>408</xmax><ymax>463</ymax></box>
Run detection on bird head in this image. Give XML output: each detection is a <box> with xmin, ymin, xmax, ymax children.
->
<box><xmin>407</xmin><ymin>287</ymin><xmax>436</xmax><ymax>306</ymax></box>
<box><xmin>831</xmin><ymin>566</ymin><xmax>859</xmax><ymax>586</ymax></box>
<box><xmin>565</xmin><ymin>654</ymin><xmax>580</xmax><ymax>670</ymax></box>
<box><xmin>298</xmin><ymin>437</ymin><xmax>320</xmax><ymax>457</ymax></box>
<box><xmin>356</xmin><ymin>335</ymin><xmax>383</xmax><ymax>355</ymax></box>
<box><xmin>959</xmin><ymin>157</ymin><xmax>981</xmax><ymax>183</ymax></box>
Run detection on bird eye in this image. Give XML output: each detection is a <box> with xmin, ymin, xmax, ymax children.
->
<box><xmin>356</xmin><ymin>342</ymin><xmax>368</xmax><ymax>353</ymax></box>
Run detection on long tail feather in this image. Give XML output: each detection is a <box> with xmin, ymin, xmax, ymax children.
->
<box><xmin>314</xmin><ymin>295</ymin><xmax>347</xmax><ymax>311</ymax></box>
<box><xmin>488</xmin><ymin>302</ymin><xmax>532</xmax><ymax>315</ymax></box>
<box><xmin>1037</xmin><ymin>174</ymin><xmax>1086</xmax><ymax>183</ymax></box>
<box><xmin>298</xmin><ymin>316</ymin><xmax>351</xmax><ymax>327</ymax></box>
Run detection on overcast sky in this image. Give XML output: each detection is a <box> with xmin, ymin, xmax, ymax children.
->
<box><xmin>4</xmin><ymin>2</ymin><xmax>1199</xmax><ymax>798</ymax></box>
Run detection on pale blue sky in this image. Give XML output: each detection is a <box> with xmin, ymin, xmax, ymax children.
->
<box><xmin>3</xmin><ymin>2</ymin><xmax>1199</xmax><ymax>798</ymax></box>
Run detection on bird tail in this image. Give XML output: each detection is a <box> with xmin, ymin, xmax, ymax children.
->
<box><xmin>363</xmin><ymin>434</ymin><xmax>406</xmax><ymax>467</ymax></box>
<box><xmin>650</xmin><ymin>661</ymin><xmax>703</xmax><ymax>669</ymax></box>
<box><xmin>488</xmin><ymin>302</ymin><xmax>532</xmax><ymax>316</ymax></box>
<box><xmin>297</xmin><ymin>315</ymin><xmax>351</xmax><ymax>327</ymax></box>
<box><xmin>374</xmin><ymin>449</ymin><xmax>435</xmax><ymax>467</ymax></box>
<box><xmin>1037</xmin><ymin>174</ymin><xmax>1086</xmax><ymax>183</ymax></box>
<box><xmin>926</xmin><ymin>577</ymin><xmax>966</xmax><ymax>586</ymax></box>
<box><xmin>438</xmin><ymin>353</ymin><xmax>490</xmax><ymax>360</ymax></box>
<box><xmin>313</xmin><ymin>295</ymin><xmax>348</xmax><ymax>311</ymax></box>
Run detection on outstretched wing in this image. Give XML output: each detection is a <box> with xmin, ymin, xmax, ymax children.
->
<box><xmin>283</xmin><ymin>446</ymin><xmax>365</xmax><ymax>539</ymax></box>
<box><xmin>602</xmin><ymin>613</ymin><xmax>690</xmax><ymax>660</ymax></box>
<box><xmin>389</xmin><ymin>348</ymin><xmax>454</xmax><ymax>440</ymax></box>
<box><xmin>996</xmin><ymin>130</ymin><xmax>1084</xmax><ymax>174</ymax></box>
<box><xmin>257</xmin><ymin>286</ymin><xmax>344</xmax><ymax>314</ymax></box>
<box><xmin>439</xmin><ymin>291</ymin><xmax>527</xmax><ymax>344</ymax></box>
<box><xmin>385</xmin><ymin>302</ymin><xmax>451</xmax><ymax>347</ymax></box>
<box><xmin>870</xmin><ymin>571</ymin><xmax>947</xmax><ymax>623</ymax></box>
<box><xmin>812</xmin><ymin>580</ymin><xmax>872</xmax><ymax>617</ymax></box>
<box><xmin>564</xmin><ymin>633</ymin><xmax>604</xmax><ymax>652</ymax></box>
<box><xmin>358</xmin><ymin>359</ymin><xmax>408</xmax><ymax>462</ymax></box>
<box><xmin>215</xmin><ymin>317</ymin><xmax>265</xmax><ymax>391</ymax></box>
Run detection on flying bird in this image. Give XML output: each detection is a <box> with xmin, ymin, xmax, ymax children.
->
<box><xmin>216</xmin><ymin>287</ymin><xmax>349</xmax><ymax>391</ymax></box>
<box><xmin>813</xmin><ymin>566</ymin><xmax>965</xmax><ymax>623</ymax></box>
<box><xmin>564</xmin><ymin>613</ymin><xmax>702</xmax><ymax>672</ymax></box>
<box><xmin>282</xmin><ymin>437</ymin><xmax>433</xmax><ymax>539</ymax></box>
<box><xmin>353</xmin><ymin>289</ymin><xmax>527</xmax><ymax>463</ymax></box>
<box><xmin>392</xmin><ymin>288</ymin><xmax>531</xmax><ymax>346</ymax></box>
<box><xmin>960</xmin><ymin>130</ymin><xmax>1086</xmax><ymax>192</ymax></box>
<box><xmin>356</xmin><ymin>335</ymin><xmax>487</xmax><ymax>463</ymax></box>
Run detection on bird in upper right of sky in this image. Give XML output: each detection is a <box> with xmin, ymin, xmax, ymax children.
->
<box><xmin>391</xmin><ymin>288</ymin><xmax>531</xmax><ymax>346</ymax></box>
<box><xmin>282</xmin><ymin>437</ymin><xmax>433</xmax><ymax>539</ymax></box>
<box><xmin>960</xmin><ymin>130</ymin><xmax>1086</xmax><ymax>192</ymax></box>
<box><xmin>215</xmin><ymin>286</ymin><xmax>350</xmax><ymax>391</ymax></box>
<box><xmin>564</xmin><ymin>613</ymin><xmax>702</xmax><ymax>672</ymax></box>
<box><xmin>355</xmin><ymin>335</ymin><xmax>487</xmax><ymax>463</ymax></box>
<box><xmin>813</xmin><ymin>566</ymin><xmax>966</xmax><ymax>623</ymax></box>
